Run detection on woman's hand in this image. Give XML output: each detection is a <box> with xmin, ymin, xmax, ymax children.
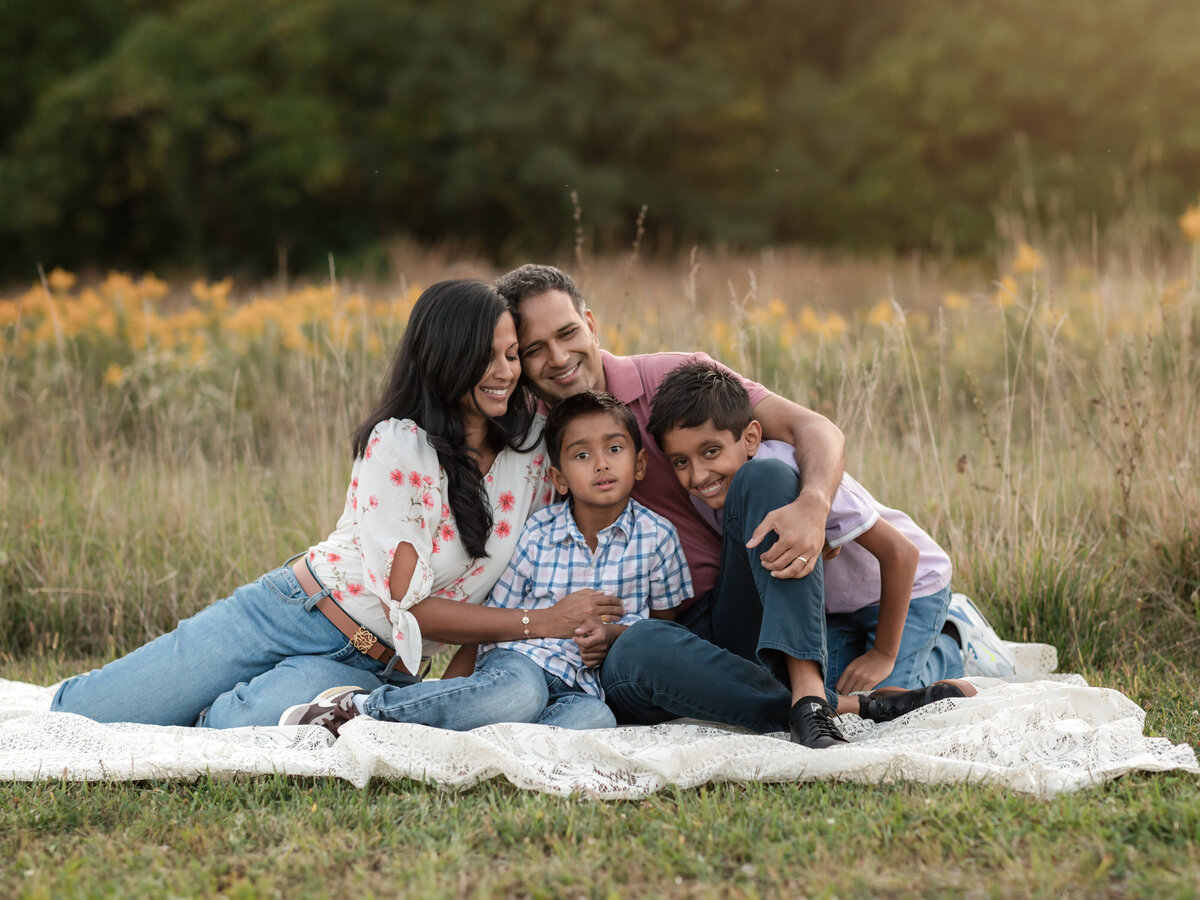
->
<box><xmin>835</xmin><ymin>648</ymin><xmax>896</xmax><ymax>695</ymax></box>
<box><xmin>543</xmin><ymin>589</ymin><xmax>625</xmax><ymax>638</ymax></box>
<box><xmin>574</xmin><ymin>622</ymin><xmax>625</xmax><ymax>668</ymax></box>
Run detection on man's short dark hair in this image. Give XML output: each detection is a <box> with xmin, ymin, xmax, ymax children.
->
<box><xmin>648</xmin><ymin>362</ymin><xmax>754</xmax><ymax>445</ymax></box>
<box><xmin>494</xmin><ymin>264</ymin><xmax>586</xmax><ymax>323</ymax></box>
<box><xmin>544</xmin><ymin>390</ymin><xmax>641</xmax><ymax>469</ymax></box>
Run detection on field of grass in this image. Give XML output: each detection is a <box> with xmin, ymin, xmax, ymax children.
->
<box><xmin>1</xmin><ymin>234</ymin><xmax>1199</xmax><ymax>897</ymax></box>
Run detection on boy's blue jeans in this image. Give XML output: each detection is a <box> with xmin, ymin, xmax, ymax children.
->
<box><xmin>825</xmin><ymin>586</ymin><xmax>964</xmax><ymax>694</ymax></box>
<box><xmin>51</xmin><ymin>565</ymin><xmax>416</xmax><ymax>728</ymax></box>
<box><xmin>364</xmin><ymin>648</ymin><xmax>616</xmax><ymax>730</ymax></box>
<box><xmin>601</xmin><ymin>458</ymin><xmax>831</xmax><ymax>734</ymax></box>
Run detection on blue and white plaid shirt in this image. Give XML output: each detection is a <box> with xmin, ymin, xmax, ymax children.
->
<box><xmin>479</xmin><ymin>498</ymin><xmax>692</xmax><ymax>699</ymax></box>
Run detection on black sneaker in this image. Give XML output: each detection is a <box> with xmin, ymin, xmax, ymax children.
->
<box><xmin>278</xmin><ymin>685</ymin><xmax>364</xmax><ymax>736</ymax></box>
<box><xmin>789</xmin><ymin>696</ymin><xmax>849</xmax><ymax>749</ymax></box>
<box><xmin>858</xmin><ymin>681</ymin><xmax>967</xmax><ymax>723</ymax></box>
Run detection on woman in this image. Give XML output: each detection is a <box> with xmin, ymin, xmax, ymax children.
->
<box><xmin>51</xmin><ymin>280</ymin><xmax>623</xmax><ymax>728</ymax></box>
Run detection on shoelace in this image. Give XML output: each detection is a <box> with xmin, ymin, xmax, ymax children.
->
<box><xmin>809</xmin><ymin>706</ymin><xmax>844</xmax><ymax>740</ymax></box>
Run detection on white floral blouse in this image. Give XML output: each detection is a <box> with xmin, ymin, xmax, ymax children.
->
<box><xmin>306</xmin><ymin>417</ymin><xmax>552</xmax><ymax>676</ymax></box>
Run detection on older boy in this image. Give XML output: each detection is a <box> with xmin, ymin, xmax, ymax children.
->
<box><xmin>649</xmin><ymin>362</ymin><xmax>977</xmax><ymax>735</ymax></box>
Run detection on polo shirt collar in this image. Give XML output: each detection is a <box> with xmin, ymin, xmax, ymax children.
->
<box><xmin>600</xmin><ymin>351</ymin><xmax>644</xmax><ymax>403</ymax></box>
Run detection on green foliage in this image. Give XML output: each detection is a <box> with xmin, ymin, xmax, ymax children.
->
<box><xmin>3</xmin><ymin>1</ymin><xmax>1200</xmax><ymax>277</ymax></box>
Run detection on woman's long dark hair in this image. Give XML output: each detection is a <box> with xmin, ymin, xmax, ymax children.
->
<box><xmin>352</xmin><ymin>280</ymin><xmax>536</xmax><ymax>559</ymax></box>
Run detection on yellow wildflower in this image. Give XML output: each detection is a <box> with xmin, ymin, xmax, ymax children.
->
<box><xmin>942</xmin><ymin>292</ymin><xmax>968</xmax><ymax>310</ymax></box>
<box><xmin>0</xmin><ymin>300</ymin><xmax>21</xmax><ymax>327</ymax></box>
<box><xmin>822</xmin><ymin>311</ymin><xmax>848</xmax><ymax>339</ymax></box>
<box><xmin>104</xmin><ymin>364</ymin><xmax>125</xmax><ymax>386</ymax></box>
<box><xmin>1179</xmin><ymin>200</ymin><xmax>1200</xmax><ymax>244</ymax></box>
<box><xmin>993</xmin><ymin>276</ymin><xmax>1020</xmax><ymax>309</ymax></box>
<box><xmin>46</xmin><ymin>268</ymin><xmax>76</xmax><ymax>293</ymax></box>
<box><xmin>138</xmin><ymin>274</ymin><xmax>169</xmax><ymax>302</ymax></box>
<box><xmin>867</xmin><ymin>299</ymin><xmax>896</xmax><ymax>327</ymax></box>
<box><xmin>1011</xmin><ymin>243</ymin><xmax>1044</xmax><ymax>275</ymax></box>
<box><xmin>767</xmin><ymin>297</ymin><xmax>788</xmax><ymax>319</ymax></box>
<box><xmin>798</xmin><ymin>307</ymin><xmax>823</xmax><ymax>334</ymax></box>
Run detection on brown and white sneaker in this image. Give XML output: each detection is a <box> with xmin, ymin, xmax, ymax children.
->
<box><xmin>279</xmin><ymin>686</ymin><xmax>365</xmax><ymax>736</ymax></box>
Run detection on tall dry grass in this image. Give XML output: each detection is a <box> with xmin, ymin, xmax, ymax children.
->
<box><xmin>1</xmin><ymin>241</ymin><xmax>1197</xmax><ymax>674</ymax></box>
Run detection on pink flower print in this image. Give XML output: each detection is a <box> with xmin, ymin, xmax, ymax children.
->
<box><xmin>440</xmin><ymin>524</ymin><xmax>456</xmax><ymax>542</ymax></box>
<box><xmin>390</xmin><ymin>469</ymin><xmax>404</xmax><ymax>486</ymax></box>
<box><xmin>421</xmin><ymin>492</ymin><xmax>435</xmax><ymax>509</ymax></box>
<box><xmin>347</xmin><ymin>583</ymin><xmax>364</xmax><ymax>596</ymax></box>
<box><xmin>332</xmin><ymin>589</ymin><xmax>345</xmax><ymax>603</ymax></box>
<box><xmin>471</xmin><ymin>566</ymin><xmax>485</xmax><ymax>577</ymax></box>
<box><xmin>368</xmin><ymin>571</ymin><xmax>377</xmax><ymax>585</ymax></box>
<box><xmin>498</xmin><ymin>491</ymin><xmax>515</xmax><ymax>513</ymax></box>
<box><xmin>431</xmin><ymin>537</ymin><xmax>441</xmax><ymax>554</ymax></box>
<box><xmin>369</xmin><ymin>495</ymin><xmax>379</xmax><ymax>509</ymax></box>
<box><xmin>422</xmin><ymin>474</ymin><xmax>433</xmax><ymax>486</ymax></box>
<box><xmin>409</xmin><ymin>471</ymin><xmax>424</xmax><ymax>487</ymax></box>
<box><xmin>364</xmin><ymin>446</ymin><xmax>372</xmax><ymax>460</ymax></box>
<box><xmin>441</xmin><ymin>503</ymin><xmax>452</xmax><ymax>519</ymax></box>
<box><xmin>542</xmin><ymin>488</ymin><xmax>553</xmax><ymax>505</ymax></box>
<box><xmin>533</xmin><ymin>453</ymin><xmax>545</xmax><ymax>467</ymax></box>
<box><xmin>351</xmin><ymin>477</ymin><xmax>359</xmax><ymax>491</ymax></box>
<box><xmin>327</xmin><ymin>552</ymin><xmax>341</xmax><ymax>563</ymax></box>
<box><xmin>387</xmin><ymin>547</ymin><xmax>396</xmax><ymax>560</ymax></box>
<box><xmin>494</xmin><ymin>520</ymin><xmax>511</xmax><ymax>538</ymax></box>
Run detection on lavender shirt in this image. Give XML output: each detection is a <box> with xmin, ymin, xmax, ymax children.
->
<box><xmin>691</xmin><ymin>440</ymin><xmax>953</xmax><ymax>613</ymax></box>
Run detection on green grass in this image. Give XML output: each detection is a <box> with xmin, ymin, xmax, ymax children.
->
<box><xmin>3</xmin><ymin>657</ymin><xmax>1198</xmax><ymax>898</ymax></box>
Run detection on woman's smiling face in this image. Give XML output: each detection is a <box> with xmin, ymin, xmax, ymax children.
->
<box><xmin>460</xmin><ymin>311</ymin><xmax>521</xmax><ymax>424</ymax></box>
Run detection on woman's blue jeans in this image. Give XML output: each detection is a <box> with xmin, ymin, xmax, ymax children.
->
<box><xmin>51</xmin><ymin>566</ymin><xmax>414</xmax><ymax>728</ymax></box>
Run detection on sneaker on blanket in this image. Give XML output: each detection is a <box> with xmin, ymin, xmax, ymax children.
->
<box><xmin>858</xmin><ymin>681</ymin><xmax>968</xmax><ymax>723</ymax></box>
<box><xmin>789</xmin><ymin>696</ymin><xmax>849</xmax><ymax>749</ymax></box>
<box><xmin>944</xmin><ymin>592</ymin><xmax>1017</xmax><ymax>677</ymax></box>
<box><xmin>279</xmin><ymin>685</ymin><xmax>364</xmax><ymax>737</ymax></box>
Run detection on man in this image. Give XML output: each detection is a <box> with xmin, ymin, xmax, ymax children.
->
<box><xmin>494</xmin><ymin>263</ymin><xmax>847</xmax><ymax>738</ymax></box>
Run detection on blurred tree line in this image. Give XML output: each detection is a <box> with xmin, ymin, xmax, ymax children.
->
<box><xmin>2</xmin><ymin>0</ymin><xmax>1198</xmax><ymax>278</ymax></box>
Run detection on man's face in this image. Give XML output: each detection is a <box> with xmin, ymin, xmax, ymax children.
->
<box><xmin>516</xmin><ymin>289</ymin><xmax>606</xmax><ymax>404</ymax></box>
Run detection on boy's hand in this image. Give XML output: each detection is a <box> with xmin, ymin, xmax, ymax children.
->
<box><xmin>548</xmin><ymin>589</ymin><xmax>625</xmax><ymax>636</ymax></box>
<box><xmin>836</xmin><ymin>648</ymin><xmax>896</xmax><ymax>695</ymax></box>
<box><xmin>574</xmin><ymin>621</ymin><xmax>625</xmax><ymax>668</ymax></box>
<box><xmin>746</xmin><ymin>493</ymin><xmax>828</xmax><ymax>579</ymax></box>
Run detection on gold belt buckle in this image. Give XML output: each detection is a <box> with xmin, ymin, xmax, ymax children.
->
<box><xmin>350</xmin><ymin>627</ymin><xmax>377</xmax><ymax>654</ymax></box>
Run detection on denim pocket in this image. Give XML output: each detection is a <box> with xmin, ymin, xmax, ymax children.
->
<box><xmin>259</xmin><ymin>566</ymin><xmax>309</xmax><ymax>606</ymax></box>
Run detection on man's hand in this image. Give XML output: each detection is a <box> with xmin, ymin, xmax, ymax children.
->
<box><xmin>574</xmin><ymin>621</ymin><xmax>625</xmax><ymax>668</ymax></box>
<box><xmin>835</xmin><ymin>648</ymin><xmax>897</xmax><ymax>695</ymax></box>
<box><xmin>746</xmin><ymin>492</ymin><xmax>830</xmax><ymax>579</ymax></box>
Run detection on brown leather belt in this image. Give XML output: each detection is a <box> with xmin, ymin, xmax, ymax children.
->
<box><xmin>291</xmin><ymin>559</ymin><xmax>410</xmax><ymax>675</ymax></box>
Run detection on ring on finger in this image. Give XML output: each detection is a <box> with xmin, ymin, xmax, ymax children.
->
<box><xmin>796</xmin><ymin>556</ymin><xmax>808</xmax><ymax>567</ymax></box>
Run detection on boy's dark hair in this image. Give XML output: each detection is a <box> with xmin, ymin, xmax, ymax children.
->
<box><xmin>648</xmin><ymin>362</ymin><xmax>754</xmax><ymax>445</ymax></box>
<box><xmin>544</xmin><ymin>391</ymin><xmax>641</xmax><ymax>469</ymax></box>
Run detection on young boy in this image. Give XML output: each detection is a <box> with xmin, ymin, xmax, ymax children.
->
<box><xmin>648</xmin><ymin>362</ymin><xmax>980</xmax><ymax>745</ymax></box>
<box><xmin>282</xmin><ymin>391</ymin><xmax>691</xmax><ymax>734</ymax></box>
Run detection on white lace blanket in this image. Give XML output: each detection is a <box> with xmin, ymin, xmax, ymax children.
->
<box><xmin>2</xmin><ymin>645</ymin><xmax>1196</xmax><ymax>799</ymax></box>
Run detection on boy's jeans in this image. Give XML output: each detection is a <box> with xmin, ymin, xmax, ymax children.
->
<box><xmin>52</xmin><ymin>565</ymin><xmax>413</xmax><ymax>728</ymax></box>
<box><xmin>364</xmin><ymin>648</ymin><xmax>616</xmax><ymax>730</ymax></box>
<box><xmin>825</xmin><ymin>585</ymin><xmax>964</xmax><ymax>693</ymax></box>
<box><xmin>601</xmin><ymin>458</ymin><xmax>830</xmax><ymax>733</ymax></box>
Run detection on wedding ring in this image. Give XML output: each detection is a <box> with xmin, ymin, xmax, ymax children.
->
<box><xmin>796</xmin><ymin>556</ymin><xmax>808</xmax><ymax>567</ymax></box>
